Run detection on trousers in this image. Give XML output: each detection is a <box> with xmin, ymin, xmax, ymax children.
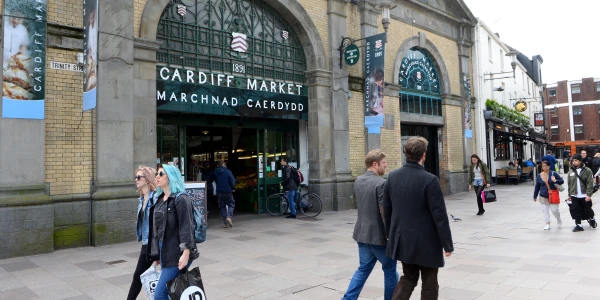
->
<box><xmin>126</xmin><ymin>244</ymin><xmax>153</xmax><ymax>300</ymax></box>
<box><xmin>474</xmin><ymin>185</ymin><xmax>485</xmax><ymax>212</ymax></box>
<box><xmin>342</xmin><ymin>243</ymin><xmax>398</xmax><ymax>300</ymax></box>
<box><xmin>392</xmin><ymin>263</ymin><xmax>439</xmax><ymax>300</ymax></box>
<box><xmin>539</xmin><ymin>198</ymin><xmax>560</xmax><ymax>224</ymax></box>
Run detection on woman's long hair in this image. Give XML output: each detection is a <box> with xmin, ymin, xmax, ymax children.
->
<box><xmin>135</xmin><ymin>166</ymin><xmax>157</xmax><ymax>196</ymax></box>
<box><xmin>471</xmin><ymin>154</ymin><xmax>482</xmax><ymax>169</ymax></box>
<box><xmin>156</xmin><ymin>164</ymin><xmax>186</xmax><ymax>196</ymax></box>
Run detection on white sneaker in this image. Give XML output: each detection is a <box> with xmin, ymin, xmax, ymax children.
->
<box><xmin>544</xmin><ymin>224</ymin><xmax>551</xmax><ymax>230</ymax></box>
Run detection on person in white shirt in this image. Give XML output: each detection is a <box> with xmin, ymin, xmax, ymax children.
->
<box><xmin>3</xmin><ymin>16</ymin><xmax>30</xmax><ymax>69</ymax></box>
<box><xmin>568</xmin><ymin>154</ymin><xmax>596</xmax><ymax>232</ymax></box>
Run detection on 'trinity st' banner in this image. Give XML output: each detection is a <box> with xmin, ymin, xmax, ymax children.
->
<box><xmin>83</xmin><ymin>0</ymin><xmax>98</xmax><ymax>111</ymax></box>
<box><xmin>2</xmin><ymin>0</ymin><xmax>47</xmax><ymax>119</ymax></box>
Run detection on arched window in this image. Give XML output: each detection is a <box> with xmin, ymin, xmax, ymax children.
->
<box><xmin>156</xmin><ymin>0</ymin><xmax>307</xmax><ymax>85</ymax></box>
<box><xmin>398</xmin><ymin>49</ymin><xmax>442</xmax><ymax>116</ymax></box>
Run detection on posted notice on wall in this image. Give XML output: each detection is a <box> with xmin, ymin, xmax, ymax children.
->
<box><xmin>2</xmin><ymin>0</ymin><xmax>47</xmax><ymax>119</ymax></box>
<box><xmin>83</xmin><ymin>0</ymin><xmax>98</xmax><ymax>111</ymax></box>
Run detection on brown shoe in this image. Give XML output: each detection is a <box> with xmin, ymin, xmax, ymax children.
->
<box><xmin>226</xmin><ymin>218</ymin><xmax>233</xmax><ymax>228</ymax></box>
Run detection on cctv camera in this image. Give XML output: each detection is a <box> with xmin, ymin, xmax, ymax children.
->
<box><xmin>494</xmin><ymin>86</ymin><xmax>504</xmax><ymax>92</ymax></box>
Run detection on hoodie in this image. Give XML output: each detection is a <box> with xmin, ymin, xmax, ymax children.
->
<box><xmin>214</xmin><ymin>166</ymin><xmax>236</xmax><ymax>194</ymax></box>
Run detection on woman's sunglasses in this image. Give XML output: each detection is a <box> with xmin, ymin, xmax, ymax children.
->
<box><xmin>155</xmin><ymin>171</ymin><xmax>166</xmax><ymax>177</ymax></box>
<box><xmin>134</xmin><ymin>175</ymin><xmax>143</xmax><ymax>181</ymax></box>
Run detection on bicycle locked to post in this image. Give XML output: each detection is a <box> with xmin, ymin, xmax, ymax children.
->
<box><xmin>266</xmin><ymin>184</ymin><xmax>323</xmax><ymax>217</ymax></box>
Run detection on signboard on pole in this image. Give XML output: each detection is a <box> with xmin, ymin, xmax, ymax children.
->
<box><xmin>364</xmin><ymin>33</ymin><xmax>386</xmax><ymax>133</ymax></box>
<box><xmin>83</xmin><ymin>0</ymin><xmax>98</xmax><ymax>111</ymax></box>
<box><xmin>534</xmin><ymin>113</ymin><xmax>544</xmax><ymax>127</ymax></box>
<box><xmin>344</xmin><ymin>44</ymin><xmax>359</xmax><ymax>66</ymax></box>
<box><xmin>2</xmin><ymin>0</ymin><xmax>47</xmax><ymax>119</ymax></box>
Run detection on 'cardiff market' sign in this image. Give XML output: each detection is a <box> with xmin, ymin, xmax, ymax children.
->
<box><xmin>156</xmin><ymin>67</ymin><xmax>308</xmax><ymax>120</ymax></box>
<box><xmin>399</xmin><ymin>50</ymin><xmax>440</xmax><ymax>94</ymax></box>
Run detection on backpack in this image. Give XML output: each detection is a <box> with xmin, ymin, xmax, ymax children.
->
<box><xmin>175</xmin><ymin>192</ymin><xmax>207</xmax><ymax>244</ymax></box>
<box><xmin>290</xmin><ymin>166</ymin><xmax>304</xmax><ymax>185</ymax></box>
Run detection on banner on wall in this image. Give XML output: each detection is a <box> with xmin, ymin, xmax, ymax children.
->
<box><xmin>364</xmin><ymin>33</ymin><xmax>386</xmax><ymax>134</ymax></box>
<box><xmin>83</xmin><ymin>0</ymin><xmax>98</xmax><ymax>111</ymax></box>
<box><xmin>534</xmin><ymin>113</ymin><xmax>544</xmax><ymax>127</ymax></box>
<box><xmin>2</xmin><ymin>0</ymin><xmax>47</xmax><ymax>119</ymax></box>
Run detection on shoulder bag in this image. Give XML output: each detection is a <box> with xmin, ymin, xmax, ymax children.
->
<box><xmin>541</xmin><ymin>172</ymin><xmax>560</xmax><ymax>204</ymax></box>
<box><xmin>573</xmin><ymin>168</ymin><xmax>599</xmax><ymax>195</ymax></box>
<box><xmin>552</xmin><ymin>171</ymin><xmax>565</xmax><ymax>192</ymax></box>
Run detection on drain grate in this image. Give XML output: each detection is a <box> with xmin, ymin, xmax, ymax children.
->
<box><xmin>106</xmin><ymin>260</ymin><xmax>126</xmax><ymax>265</ymax></box>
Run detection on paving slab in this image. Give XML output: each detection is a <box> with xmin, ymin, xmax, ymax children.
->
<box><xmin>0</xmin><ymin>184</ymin><xmax>598</xmax><ymax>299</ymax></box>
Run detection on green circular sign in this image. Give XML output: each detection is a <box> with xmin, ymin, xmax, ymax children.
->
<box><xmin>344</xmin><ymin>44</ymin><xmax>360</xmax><ymax>66</ymax></box>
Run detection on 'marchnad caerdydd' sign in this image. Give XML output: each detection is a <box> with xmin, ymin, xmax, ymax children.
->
<box><xmin>156</xmin><ymin>67</ymin><xmax>308</xmax><ymax>120</ymax></box>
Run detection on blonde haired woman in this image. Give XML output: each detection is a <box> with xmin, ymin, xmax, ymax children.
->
<box><xmin>127</xmin><ymin>166</ymin><xmax>158</xmax><ymax>300</ymax></box>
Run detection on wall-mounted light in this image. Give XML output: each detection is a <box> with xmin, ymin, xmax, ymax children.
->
<box><xmin>485</xmin><ymin>50</ymin><xmax>520</xmax><ymax>81</ymax></box>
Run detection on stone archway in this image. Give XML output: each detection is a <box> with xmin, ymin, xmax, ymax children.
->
<box><xmin>135</xmin><ymin>0</ymin><xmax>337</xmax><ymax>209</ymax></box>
<box><xmin>393</xmin><ymin>34</ymin><xmax>451</xmax><ymax>95</ymax></box>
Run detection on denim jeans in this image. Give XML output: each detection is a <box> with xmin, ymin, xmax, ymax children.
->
<box><xmin>286</xmin><ymin>189</ymin><xmax>297</xmax><ymax>216</ymax></box>
<box><xmin>342</xmin><ymin>242</ymin><xmax>398</xmax><ymax>300</ymax></box>
<box><xmin>217</xmin><ymin>193</ymin><xmax>235</xmax><ymax>224</ymax></box>
<box><xmin>154</xmin><ymin>241</ymin><xmax>193</xmax><ymax>300</ymax></box>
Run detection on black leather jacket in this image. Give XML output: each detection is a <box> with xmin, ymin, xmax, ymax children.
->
<box><xmin>282</xmin><ymin>165</ymin><xmax>298</xmax><ymax>191</ymax></box>
<box><xmin>148</xmin><ymin>192</ymin><xmax>199</xmax><ymax>268</ymax></box>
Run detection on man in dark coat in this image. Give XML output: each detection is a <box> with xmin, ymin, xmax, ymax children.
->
<box><xmin>214</xmin><ymin>160</ymin><xmax>236</xmax><ymax>228</ymax></box>
<box><xmin>383</xmin><ymin>136</ymin><xmax>453</xmax><ymax>300</ymax></box>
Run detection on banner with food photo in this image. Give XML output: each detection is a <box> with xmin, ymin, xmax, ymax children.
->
<box><xmin>2</xmin><ymin>0</ymin><xmax>47</xmax><ymax>119</ymax></box>
<box><xmin>83</xmin><ymin>0</ymin><xmax>98</xmax><ymax>111</ymax></box>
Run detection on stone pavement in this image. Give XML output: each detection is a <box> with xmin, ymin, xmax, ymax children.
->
<box><xmin>1</xmin><ymin>183</ymin><xmax>600</xmax><ymax>300</ymax></box>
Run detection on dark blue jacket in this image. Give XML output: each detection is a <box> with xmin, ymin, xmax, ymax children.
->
<box><xmin>214</xmin><ymin>166</ymin><xmax>236</xmax><ymax>194</ymax></box>
<box><xmin>533</xmin><ymin>171</ymin><xmax>564</xmax><ymax>199</ymax></box>
<box><xmin>542</xmin><ymin>154</ymin><xmax>558</xmax><ymax>171</ymax></box>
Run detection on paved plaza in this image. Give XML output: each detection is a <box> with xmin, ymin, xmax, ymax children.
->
<box><xmin>1</xmin><ymin>183</ymin><xmax>600</xmax><ymax>300</ymax></box>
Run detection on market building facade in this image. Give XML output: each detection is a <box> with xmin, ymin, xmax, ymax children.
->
<box><xmin>0</xmin><ymin>0</ymin><xmax>477</xmax><ymax>258</ymax></box>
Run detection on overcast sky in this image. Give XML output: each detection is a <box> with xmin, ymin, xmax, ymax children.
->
<box><xmin>462</xmin><ymin>0</ymin><xmax>599</xmax><ymax>84</ymax></box>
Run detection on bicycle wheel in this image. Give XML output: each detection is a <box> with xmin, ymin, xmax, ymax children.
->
<box><xmin>266</xmin><ymin>193</ymin><xmax>288</xmax><ymax>216</ymax></box>
<box><xmin>299</xmin><ymin>193</ymin><xmax>322</xmax><ymax>217</ymax></box>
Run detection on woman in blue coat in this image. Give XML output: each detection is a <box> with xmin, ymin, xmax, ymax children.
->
<box><xmin>533</xmin><ymin>160</ymin><xmax>564</xmax><ymax>230</ymax></box>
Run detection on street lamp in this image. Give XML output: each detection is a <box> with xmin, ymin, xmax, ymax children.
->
<box><xmin>484</xmin><ymin>50</ymin><xmax>520</xmax><ymax>81</ymax></box>
<box><xmin>337</xmin><ymin>1</ymin><xmax>397</xmax><ymax>68</ymax></box>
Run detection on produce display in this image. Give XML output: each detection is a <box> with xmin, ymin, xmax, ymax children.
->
<box><xmin>234</xmin><ymin>173</ymin><xmax>258</xmax><ymax>190</ymax></box>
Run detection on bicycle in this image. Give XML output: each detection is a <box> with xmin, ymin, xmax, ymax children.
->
<box><xmin>266</xmin><ymin>184</ymin><xmax>322</xmax><ymax>217</ymax></box>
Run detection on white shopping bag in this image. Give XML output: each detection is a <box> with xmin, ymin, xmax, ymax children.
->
<box><xmin>140</xmin><ymin>264</ymin><xmax>161</xmax><ymax>300</ymax></box>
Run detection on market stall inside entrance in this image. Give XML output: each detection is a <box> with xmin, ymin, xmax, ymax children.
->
<box><xmin>156</xmin><ymin>117</ymin><xmax>303</xmax><ymax>214</ymax></box>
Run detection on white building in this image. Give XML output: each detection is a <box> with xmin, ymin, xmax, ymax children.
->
<box><xmin>472</xmin><ymin>19</ymin><xmax>545</xmax><ymax>180</ymax></box>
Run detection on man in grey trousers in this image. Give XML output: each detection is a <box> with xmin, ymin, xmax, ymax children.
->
<box><xmin>342</xmin><ymin>149</ymin><xmax>398</xmax><ymax>300</ymax></box>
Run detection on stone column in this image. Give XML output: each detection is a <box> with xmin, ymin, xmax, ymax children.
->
<box><xmin>327</xmin><ymin>0</ymin><xmax>354</xmax><ymax>210</ymax></box>
<box><xmin>92</xmin><ymin>0</ymin><xmax>138</xmax><ymax>245</ymax></box>
<box><xmin>457</xmin><ymin>27</ymin><xmax>474</xmax><ymax>168</ymax></box>
<box><xmin>133</xmin><ymin>38</ymin><xmax>162</xmax><ymax>170</ymax></box>
<box><xmin>361</xmin><ymin>2</ymin><xmax>381</xmax><ymax>152</ymax></box>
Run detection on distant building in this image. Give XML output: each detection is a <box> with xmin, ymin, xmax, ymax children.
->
<box><xmin>472</xmin><ymin>19</ymin><xmax>545</xmax><ymax>179</ymax></box>
<box><xmin>545</xmin><ymin>78</ymin><xmax>600</xmax><ymax>157</ymax></box>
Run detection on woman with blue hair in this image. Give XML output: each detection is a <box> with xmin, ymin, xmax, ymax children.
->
<box><xmin>149</xmin><ymin>164</ymin><xmax>199</xmax><ymax>300</ymax></box>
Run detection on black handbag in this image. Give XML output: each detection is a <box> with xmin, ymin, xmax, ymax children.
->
<box><xmin>167</xmin><ymin>267</ymin><xmax>207</xmax><ymax>300</ymax></box>
<box><xmin>482</xmin><ymin>188</ymin><xmax>497</xmax><ymax>203</ymax></box>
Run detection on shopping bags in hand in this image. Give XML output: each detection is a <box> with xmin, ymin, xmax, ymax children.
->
<box><xmin>141</xmin><ymin>265</ymin><xmax>161</xmax><ymax>300</ymax></box>
<box><xmin>167</xmin><ymin>267</ymin><xmax>207</xmax><ymax>300</ymax></box>
<box><xmin>482</xmin><ymin>189</ymin><xmax>497</xmax><ymax>203</ymax></box>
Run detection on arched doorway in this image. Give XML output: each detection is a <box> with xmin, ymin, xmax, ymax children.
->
<box><xmin>399</xmin><ymin>48</ymin><xmax>444</xmax><ymax>176</ymax></box>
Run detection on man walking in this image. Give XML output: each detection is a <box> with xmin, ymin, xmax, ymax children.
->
<box><xmin>580</xmin><ymin>150</ymin><xmax>593</xmax><ymax>170</ymax></box>
<box><xmin>568</xmin><ymin>154</ymin><xmax>597</xmax><ymax>232</ymax></box>
<box><xmin>383</xmin><ymin>137</ymin><xmax>453</xmax><ymax>300</ymax></box>
<box><xmin>280</xmin><ymin>157</ymin><xmax>298</xmax><ymax>219</ymax></box>
<box><xmin>342</xmin><ymin>150</ymin><xmax>398</xmax><ymax>300</ymax></box>
<box><xmin>214</xmin><ymin>160</ymin><xmax>236</xmax><ymax>228</ymax></box>
<box><xmin>543</xmin><ymin>150</ymin><xmax>558</xmax><ymax>172</ymax></box>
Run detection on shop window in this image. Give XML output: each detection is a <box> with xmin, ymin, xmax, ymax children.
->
<box><xmin>513</xmin><ymin>140</ymin><xmax>524</xmax><ymax>159</ymax></box>
<box><xmin>494</xmin><ymin>134</ymin><xmax>510</xmax><ymax>160</ymax></box>
<box><xmin>572</xmin><ymin>84</ymin><xmax>581</xmax><ymax>94</ymax></box>
<box><xmin>573</xmin><ymin>106</ymin><xmax>583</xmax><ymax>115</ymax></box>
<box><xmin>549</xmin><ymin>89</ymin><xmax>556</xmax><ymax>96</ymax></box>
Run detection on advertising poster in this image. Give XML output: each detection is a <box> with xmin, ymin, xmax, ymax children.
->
<box><xmin>83</xmin><ymin>0</ymin><xmax>98</xmax><ymax>111</ymax></box>
<box><xmin>534</xmin><ymin>113</ymin><xmax>544</xmax><ymax>127</ymax></box>
<box><xmin>2</xmin><ymin>0</ymin><xmax>47</xmax><ymax>119</ymax></box>
<box><xmin>363</xmin><ymin>33</ymin><xmax>386</xmax><ymax>133</ymax></box>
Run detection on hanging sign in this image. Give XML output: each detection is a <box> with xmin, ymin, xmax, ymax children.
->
<box><xmin>514</xmin><ymin>100</ymin><xmax>527</xmax><ymax>112</ymax></box>
<box><xmin>2</xmin><ymin>0</ymin><xmax>47</xmax><ymax>119</ymax></box>
<box><xmin>534</xmin><ymin>113</ymin><xmax>544</xmax><ymax>127</ymax></box>
<box><xmin>344</xmin><ymin>44</ymin><xmax>360</xmax><ymax>66</ymax></box>
<box><xmin>83</xmin><ymin>0</ymin><xmax>98</xmax><ymax>111</ymax></box>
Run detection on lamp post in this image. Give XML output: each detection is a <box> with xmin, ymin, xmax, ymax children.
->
<box><xmin>484</xmin><ymin>50</ymin><xmax>519</xmax><ymax>81</ymax></box>
<box><xmin>338</xmin><ymin>1</ymin><xmax>396</xmax><ymax>68</ymax></box>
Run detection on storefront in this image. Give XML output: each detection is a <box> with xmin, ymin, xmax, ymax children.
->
<box><xmin>154</xmin><ymin>1</ymin><xmax>308</xmax><ymax>214</ymax></box>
